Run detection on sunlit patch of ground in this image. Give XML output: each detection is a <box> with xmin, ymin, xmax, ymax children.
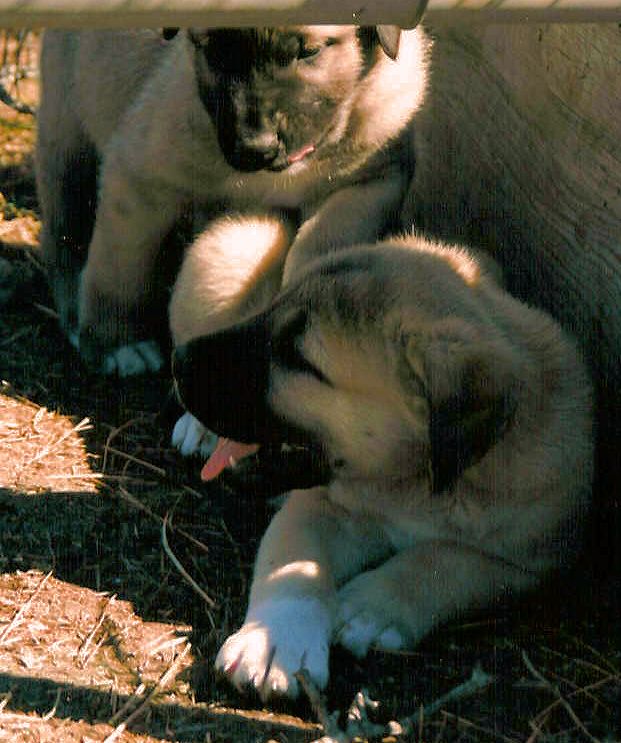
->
<box><xmin>0</xmin><ymin>386</ymin><xmax>96</xmax><ymax>493</ymax></box>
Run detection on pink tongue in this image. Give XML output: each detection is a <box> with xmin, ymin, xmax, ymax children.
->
<box><xmin>201</xmin><ymin>437</ymin><xmax>260</xmax><ymax>481</ymax></box>
<box><xmin>287</xmin><ymin>143</ymin><xmax>315</xmax><ymax>165</ymax></box>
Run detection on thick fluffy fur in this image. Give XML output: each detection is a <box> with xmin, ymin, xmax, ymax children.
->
<box><xmin>399</xmin><ymin>25</ymin><xmax>621</xmax><ymax>566</ymax></box>
<box><xmin>172</xmin><ymin>235</ymin><xmax>593</xmax><ymax>698</ymax></box>
<box><xmin>36</xmin><ymin>26</ymin><xmax>428</xmax><ymax>374</ymax></box>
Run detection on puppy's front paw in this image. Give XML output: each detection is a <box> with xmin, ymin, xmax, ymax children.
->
<box><xmin>335</xmin><ymin>574</ymin><xmax>407</xmax><ymax>659</ymax></box>
<box><xmin>215</xmin><ymin>597</ymin><xmax>331</xmax><ymax>699</ymax></box>
<box><xmin>102</xmin><ymin>340</ymin><xmax>164</xmax><ymax>377</ymax></box>
<box><xmin>172</xmin><ymin>412</ymin><xmax>218</xmax><ymax>457</ymax></box>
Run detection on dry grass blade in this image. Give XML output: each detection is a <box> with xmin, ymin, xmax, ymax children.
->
<box><xmin>295</xmin><ymin>668</ymin><xmax>344</xmax><ymax>743</ymax></box>
<box><xmin>117</xmin><ymin>484</ymin><xmax>211</xmax><ymax>554</ymax></box>
<box><xmin>0</xmin><ymin>688</ymin><xmax>61</xmax><ymax>724</ymax></box>
<box><xmin>77</xmin><ymin>594</ymin><xmax>116</xmax><ymax>668</ymax></box>
<box><xmin>161</xmin><ymin>510</ymin><xmax>217</xmax><ymax>616</ymax></box>
<box><xmin>26</xmin><ymin>417</ymin><xmax>91</xmax><ymax>465</ymax></box>
<box><xmin>440</xmin><ymin>710</ymin><xmax>522</xmax><ymax>743</ymax></box>
<box><xmin>102</xmin><ymin>642</ymin><xmax>192</xmax><ymax>743</ymax></box>
<box><xmin>104</xmin><ymin>445</ymin><xmax>166</xmax><ymax>477</ymax></box>
<box><xmin>107</xmin><ymin>683</ymin><xmax>147</xmax><ymax>726</ymax></box>
<box><xmin>397</xmin><ymin>662</ymin><xmax>493</xmax><ymax>734</ymax></box>
<box><xmin>521</xmin><ymin>650</ymin><xmax>601</xmax><ymax>743</ymax></box>
<box><xmin>101</xmin><ymin>417</ymin><xmax>146</xmax><ymax>474</ymax></box>
<box><xmin>32</xmin><ymin>302</ymin><xmax>59</xmax><ymax>320</ymax></box>
<box><xmin>0</xmin><ymin>570</ymin><xmax>52</xmax><ymax>645</ymax></box>
<box><xmin>529</xmin><ymin>671</ymin><xmax>620</xmax><ymax>737</ymax></box>
<box><xmin>0</xmin><ymin>692</ymin><xmax>12</xmax><ymax>713</ymax></box>
<box><xmin>0</xmin><ymin>326</ymin><xmax>32</xmax><ymax>347</ymax></box>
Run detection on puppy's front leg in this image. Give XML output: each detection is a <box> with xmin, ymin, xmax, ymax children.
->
<box><xmin>336</xmin><ymin>541</ymin><xmax>538</xmax><ymax>658</ymax></box>
<box><xmin>216</xmin><ymin>488</ymin><xmax>390</xmax><ymax>699</ymax></box>
<box><xmin>78</xmin><ymin>161</ymin><xmax>183</xmax><ymax>375</ymax></box>
<box><xmin>282</xmin><ymin>165</ymin><xmax>408</xmax><ymax>284</ymax></box>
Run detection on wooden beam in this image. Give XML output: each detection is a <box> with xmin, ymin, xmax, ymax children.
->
<box><xmin>0</xmin><ymin>0</ymin><xmax>619</xmax><ymax>29</ymax></box>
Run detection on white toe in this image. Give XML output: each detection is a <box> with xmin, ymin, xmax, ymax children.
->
<box><xmin>336</xmin><ymin>593</ymin><xmax>406</xmax><ymax>658</ymax></box>
<box><xmin>172</xmin><ymin>412</ymin><xmax>218</xmax><ymax>457</ymax></box>
<box><xmin>215</xmin><ymin>596</ymin><xmax>331</xmax><ymax>699</ymax></box>
<box><xmin>103</xmin><ymin>340</ymin><xmax>163</xmax><ymax>377</ymax></box>
<box><xmin>67</xmin><ymin>330</ymin><xmax>80</xmax><ymax>350</ymax></box>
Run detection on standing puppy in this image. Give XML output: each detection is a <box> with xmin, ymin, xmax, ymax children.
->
<box><xmin>36</xmin><ymin>26</ymin><xmax>428</xmax><ymax>375</ymax></box>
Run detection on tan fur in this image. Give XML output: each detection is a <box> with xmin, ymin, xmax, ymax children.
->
<box><xmin>173</xmin><ymin>234</ymin><xmax>593</xmax><ymax>698</ymax></box>
<box><xmin>36</xmin><ymin>27</ymin><xmax>429</xmax><ymax>371</ymax></box>
<box><xmin>399</xmin><ymin>24</ymin><xmax>621</xmax><ymax>528</ymax></box>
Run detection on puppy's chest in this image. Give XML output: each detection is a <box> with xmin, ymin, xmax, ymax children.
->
<box><xmin>330</xmin><ymin>482</ymin><xmax>513</xmax><ymax>550</ymax></box>
<box><xmin>213</xmin><ymin>165</ymin><xmax>352</xmax><ymax>213</ymax></box>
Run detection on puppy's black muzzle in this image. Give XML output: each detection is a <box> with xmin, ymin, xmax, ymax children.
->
<box><xmin>173</xmin><ymin>313</ymin><xmax>331</xmax><ymax>489</ymax></box>
<box><xmin>173</xmin><ymin>321</ymin><xmax>271</xmax><ymax>444</ymax></box>
<box><xmin>173</xmin><ymin>315</ymin><xmax>303</xmax><ymax>445</ymax></box>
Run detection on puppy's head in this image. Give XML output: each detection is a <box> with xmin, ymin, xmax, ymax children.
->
<box><xmin>173</xmin><ymin>242</ymin><xmax>519</xmax><ymax>492</ymax></box>
<box><xmin>165</xmin><ymin>26</ymin><xmax>400</xmax><ymax>172</ymax></box>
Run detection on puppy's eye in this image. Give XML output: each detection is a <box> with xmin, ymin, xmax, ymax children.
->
<box><xmin>298</xmin><ymin>44</ymin><xmax>322</xmax><ymax>62</ymax></box>
<box><xmin>288</xmin><ymin>343</ymin><xmax>329</xmax><ymax>384</ymax></box>
<box><xmin>273</xmin><ymin>311</ymin><xmax>330</xmax><ymax>384</ymax></box>
<box><xmin>277</xmin><ymin>334</ymin><xmax>328</xmax><ymax>383</ymax></box>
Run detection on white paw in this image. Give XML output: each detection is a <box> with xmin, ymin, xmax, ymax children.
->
<box><xmin>67</xmin><ymin>330</ymin><xmax>80</xmax><ymax>351</ymax></box>
<box><xmin>172</xmin><ymin>412</ymin><xmax>218</xmax><ymax>457</ymax></box>
<box><xmin>215</xmin><ymin>597</ymin><xmax>331</xmax><ymax>699</ymax></box>
<box><xmin>103</xmin><ymin>340</ymin><xmax>164</xmax><ymax>377</ymax></box>
<box><xmin>335</xmin><ymin>581</ymin><xmax>406</xmax><ymax>659</ymax></box>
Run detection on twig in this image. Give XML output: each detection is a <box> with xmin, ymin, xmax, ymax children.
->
<box><xmin>32</xmin><ymin>302</ymin><xmax>59</xmax><ymax>319</ymax></box>
<box><xmin>116</xmin><ymin>484</ymin><xmax>211</xmax><ymax>555</ymax></box>
<box><xmin>103</xmin><ymin>642</ymin><xmax>191</xmax><ymax>743</ymax></box>
<box><xmin>161</xmin><ymin>511</ymin><xmax>217</xmax><ymax>618</ymax></box>
<box><xmin>522</xmin><ymin>650</ymin><xmax>601</xmax><ymax>743</ymax></box>
<box><xmin>531</xmin><ymin>672</ymin><xmax>619</xmax><ymax>730</ymax></box>
<box><xmin>0</xmin><ymin>571</ymin><xmax>53</xmax><ymax>645</ymax></box>
<box><xmin>0</xmin><ymin>327</ymin><xmax>32</xmax><ymax>347</ymax></box>
<box><xmin>526</xmin><ymin>720</ymin><xmax>546</xmax><ymax>743</ymax></box>
<box><xmin>107</xmin><ymin>683</ymin><xmax>146</xmax><ymax>726</ymax></box>
<box><xmin>440</xmin><ymin>710</ymin><xmax>522</xmax><ymax>743</ymax></box>
<box><xmin>77</xmin><ymin>594</ymin><xmax>116</xmax><ymax>668</ymax></box>
<box><xmin>540</xmin><ymin>644</ymin><xmax>618</xmax><ymax>679</ymax></box>
<box><xmin>295</xmin><ymin>668</ymin><xmax>346</xmax><ymax>743</ymax></box>
<box><xmin>0</xmin><ymin>691</ymin><xmax>11</xmax><ymax>713</ymax></box>
<box><xmin>41</xmin><ymin>688</ymin><xmax>62</xmax><ymax>721</ymax></box>
<box><xmin>395</xmin><ymin>662</ymin><xmax>493</xmax><ymax>735</ymax></box>
<box><xmin>101</xmin><ymin>418</ymin><xmax>146</xmax><ymax>474</ymax></box>
<box><xmin>104</xmin><ymin>445</ymin><xmax>167</xmax><ymax>477</ymax></box>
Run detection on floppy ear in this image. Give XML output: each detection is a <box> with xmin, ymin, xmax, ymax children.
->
<box><xmin>376</xmin><ymin>26</ymin><xmax>401</xmax><ymax>60</ymax></box>
<box><xmin>161</xmin><ymin>28</ymin><xmax>179</xmax><ymax>40</ymax></box>
<box><xmin>406</xmin><ymin>321</ymin><xmax>518</xmax><ymax>494</ymax></box>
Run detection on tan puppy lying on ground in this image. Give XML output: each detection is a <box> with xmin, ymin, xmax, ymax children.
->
<box><xmin>171</xmin><ymin>233</ymin><xmax>593</xmax><ymax>699</ymax></box>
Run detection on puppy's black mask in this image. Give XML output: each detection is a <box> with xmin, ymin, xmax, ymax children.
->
<box><xmin>173</xmin><ymin>309</ymin><xmax>316</xmax><ymax>446</ymax></box>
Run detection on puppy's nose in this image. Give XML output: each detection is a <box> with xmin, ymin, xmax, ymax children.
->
<box><xmin>237</xmin><ymin>131</ymin><xmax>281</xmax><ymax>170</ymax></box>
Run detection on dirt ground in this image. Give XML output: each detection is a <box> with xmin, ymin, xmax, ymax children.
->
<box><xmin>0</xmin><ymin>33</ymin><xmax>620</xmax><ymax>743</ymax></box>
